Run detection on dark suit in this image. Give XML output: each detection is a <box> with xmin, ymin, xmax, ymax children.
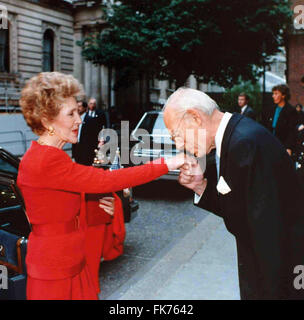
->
<box><xmin>87</xmin><ymin>109</ymin><xmax>110</xmax><ymax>128</ymax></box>
<box><xmin>241</xmin><ymin>105</ymin><xmax>256</xmax><ymax>121</ymax></box>
<box><xmin>262</xmin><ymin>103</ymin><xmax>298</xmax><ymax>151</ymax></box>
<box><xmin>197</xmin><ymin>113</ymin><xmax>304</xmax><ymax>299</ymax></box>
<box><xmin>72</xmin><ymin>111</ymin><xmax>108</xmax><ymax>165</ymax></box>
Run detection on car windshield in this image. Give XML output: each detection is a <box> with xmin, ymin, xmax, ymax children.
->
<box><xmin>138</xmin><ymin>113</ymin><xmax>170</xmax><ymax>136</ymax></box>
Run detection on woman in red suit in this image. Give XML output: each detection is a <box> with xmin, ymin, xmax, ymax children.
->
<box><xmin>17</xmin><ymin>72</ymin><xmax>190</xmax><ymax>300</ymax></box>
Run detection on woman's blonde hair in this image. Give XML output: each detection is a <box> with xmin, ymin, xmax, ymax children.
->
<box><xmin>19</xmin><ymin>72</ymin><xmax>84</xmax><ymax>135</ymax></box>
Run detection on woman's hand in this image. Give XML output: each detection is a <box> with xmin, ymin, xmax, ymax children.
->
<box><xmin>165</xmin><ymin>153</ymin><xmax>197</xmax><ymax>171</ymax></box>
<box><xmin>99</xmin><ymin>196</ymin><xmax>115</xmax><ymax>216</ymax></box>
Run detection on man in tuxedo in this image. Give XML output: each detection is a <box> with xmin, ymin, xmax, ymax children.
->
<box><xmin>237</xmin><ymin>92</ymin><xmax>256</xmax><ymax>120</ymax></box>
<box><xmin>88</xmin><ymin>97</ymin><xmax>110</xmax><ymax>128</ymax></box>
<box><xmin>163</xmin><ymin>87</ymin><xmax>304</xmax><ymax>299</ymax></box>
<box><xmin>261</xmin><ymin>85</ymin><xmax>298</xmax><ymax>157</ymax></box>
<box><xmin>72</xmin><ymin>100</ymin><xmax>107</xmax><ymax>165</ymax></box>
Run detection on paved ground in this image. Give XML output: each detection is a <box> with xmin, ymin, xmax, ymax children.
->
<box><xmin>98</xmin><ymin>179</ymin><xmax>240</xmax><ymax>300</ymax></box>
<box><xmin>98</xmin><ymin>179</ymin><xmax>209</xmax><ymax>299</ymax></box>
<box><xmin>110</xmin><ymin>215</ymin><xmax>240</xmax><ymax>300</ymax></box>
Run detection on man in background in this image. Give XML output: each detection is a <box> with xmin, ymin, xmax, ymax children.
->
<box><xmin>262</xmin><ymin>84</ymin><xmax>298</xmax><ymax>157</ymax></box>
<box><xmin>88</xmin><ymin>97</ymin><xmax>110</xmax><ymax>129</ymax></box>
<box><xmin>237</xmin><ymin>92</ymin><xmax>256</xmax><ymax>120</ymax></box>
<box><xmin>72</xmin><ymin>100</ymin><xmax>102</xmax><ymax>165</ymax></box>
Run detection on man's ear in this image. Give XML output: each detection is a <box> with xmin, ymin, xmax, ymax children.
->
<box><xmin>186</xmin><ymin>109</ymin><xmax>203</xmax><ymax>127</ymax></box>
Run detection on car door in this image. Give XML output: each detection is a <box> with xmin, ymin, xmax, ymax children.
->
<box><xmin>0</xmin><ymin>175</ymin><xmax>31</xmax><ymax>238</ymax></box>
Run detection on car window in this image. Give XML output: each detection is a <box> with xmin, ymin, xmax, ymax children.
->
<box><xmin>0</xmin><ymin>184</ymin><xmax>30</xmax><ymax>237</ymax></box>
<box><xmin>152</xmin><ymin>115</ymin><xmax>170</xmax><ymax>134</ymax></box>
<box><xmin>138</xmin><ymin>113</ymin><xmax>159</xmax><ymax>134</ymax></box>
<box><xmin>0</xmin><ymin>157</ymin><xmax>18</xmax><ymax>174</ymax></box>
<box><xmin>138</xmin><ymin>113</ymin><xmax>170</xmax><ymax>135</ymax></box>
<box><xmin>136</xmin><ymin>113</ymin><xmax>176</xmax><ymax>147</ymax></box>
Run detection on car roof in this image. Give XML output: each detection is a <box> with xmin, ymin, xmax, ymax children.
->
<box><xmin>0</xmin><ymin>147</ymin><xmax>20</xmax><ymax>167</ymax></box>
<box><xmin>145</xmin><ymin>110</ymin><xmax>164</xmax><ymax>115</ymax></box>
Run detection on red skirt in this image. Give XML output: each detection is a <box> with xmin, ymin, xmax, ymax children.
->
<box><xmin>26</xmin><ymin>264</ymin><xmax>98</xmax><ymax>300</ymax></box>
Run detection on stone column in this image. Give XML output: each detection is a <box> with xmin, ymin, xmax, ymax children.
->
<box><xmin>73</xmin><ymin>27</ymin><xmax>84</xmax><ymax>85</ymax></box>
<box><xmin>101</xmin><ymin>65</ymin><xmax>108</xmax><ymax>109</ymax></box>
<box><xmin>84</xmin><ymin>60</ymin><xmax>91</xmax><ymax>99</ymax></box>
<box><xmin>91</xmin><ymin>63</ymin><xmax>101</xmax><ymax>108</ymax></box>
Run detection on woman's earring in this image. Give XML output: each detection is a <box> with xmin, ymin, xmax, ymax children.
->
<box><xmin>47</xmin><ymin>127</ymin><xmax>55</xmax><ymax>136</ymax></box>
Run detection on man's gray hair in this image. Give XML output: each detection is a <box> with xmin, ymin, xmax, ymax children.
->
<box><xmin>163</xmin><ymin>87</ymin><xmax>219</xmax><ymax>116</ymax></box>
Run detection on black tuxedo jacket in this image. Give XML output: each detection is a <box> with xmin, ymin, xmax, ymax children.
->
<box><xmin>241</xmin><ymin>105</ymin><xmax>256</xmax><ymax>121</ymax></box>
<box><xmin>87</xmin><ymin>109</ymin><xmax>110</xmax><ymax>128</ymax></box>
<box><xmin>72</xmin><ymin>113</ymin><xmax>106</xmax><ymax>165</ymax></box>
<box><xmin>197</xmin><ymin>113</ymin><xmax>304</xmax><ymax>299</ymax></box>
<box><xmin>262</xmin><ymin>103</ymin><xmax>298</xmax><ymax>151</ymax></box>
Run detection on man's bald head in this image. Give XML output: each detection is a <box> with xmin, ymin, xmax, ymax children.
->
<box><xmin>163</xmin><ymin>87</ymin><xmax>219</xmax><ymax>128</ymax></box>
<box><xmin>163</xmin><ymin>87</ymin><xmax>222</xmax><ymax>157</ymax></box>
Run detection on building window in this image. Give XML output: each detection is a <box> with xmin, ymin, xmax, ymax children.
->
<box><xmin>43</xmin><ymin>29</ymin><xmax>54</xmax><ymax>72</ymax></box>
<box><xmin>0</xmin><ymin>28</ymin><xmax>9</xmax><ymax>73</ymax></box>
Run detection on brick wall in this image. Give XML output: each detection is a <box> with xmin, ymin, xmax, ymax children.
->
<box><xmin>288</xmin><ymin>34</ymin><xmax>304</xmax><ymax>106</ymax></box>
<box><xmin>287</xmin><ymin>0</ymin><xmax>304</xmax><ymax>106</ymax></box>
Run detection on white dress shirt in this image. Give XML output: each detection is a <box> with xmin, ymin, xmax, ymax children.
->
<box><xmin>88</xmin><ymin>110</ymin><xmax>96</xmax><ymax>117</ymax></box>
<box><xmin>77</xmin><ymin>112</ymin><xmax>87</xmax><ymax>142</ymax></box>
<box><xmin>241</xmin><ymin>105</ymin><xmax>248</xmax><ymax>114</ymax></box>
<box><xmin>194</xmin><ymin>112</ymin><xmax>233</xmax><ymax>204</ymax></box>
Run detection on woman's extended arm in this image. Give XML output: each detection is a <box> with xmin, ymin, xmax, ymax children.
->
<box><xmin>28</xmin><ymin>149</ymin><xmax>190</xmax><ymax>194</ymax></box>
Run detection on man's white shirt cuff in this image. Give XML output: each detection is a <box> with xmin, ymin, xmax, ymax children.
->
<box><xmin>194</xmin><ymin>192</ymin><xmax>203</xmax><ymax>204</ymax></box>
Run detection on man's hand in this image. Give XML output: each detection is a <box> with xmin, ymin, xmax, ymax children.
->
<box><xmin>99</xmin><ymin>196</ymin><xmax>115</xmax><ymax>215</ymax></box>
<box><xmin>286</xmin><ymin>149</ymin><xmax>292</xmax><ymax>156</ymax></box>
<box><xmin>179</xmin><ymin>161</ymin><xmax>207</xmax><ymax>196</ymax></box>
<box><xmin>165</xmin><ymin>153</ymin><xmax>197</xmax><ymax>171</ymax></box>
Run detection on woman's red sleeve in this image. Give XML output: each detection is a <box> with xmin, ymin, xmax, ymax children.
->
<box><xmin>36</xmin><ymin>149</ymin><xmax>169</xmax><ymax>193</ymax></box>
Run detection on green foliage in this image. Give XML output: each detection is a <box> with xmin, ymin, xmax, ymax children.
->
<box><xmin>78</xmin><ymin>0</ymin><xmax>292</xmax><ymax>89</ymax></box>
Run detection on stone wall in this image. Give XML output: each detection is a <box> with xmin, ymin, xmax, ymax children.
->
<box><xmin>2</xmin><ymin>0</ymin><xmax>74</xmax><ymax>82</ymax></box>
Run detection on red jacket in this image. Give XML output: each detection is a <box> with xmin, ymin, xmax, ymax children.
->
<box><xmin>17</xmin><ymin>141</ymin><xmax>168</xmax><ymax>298</ymax></box>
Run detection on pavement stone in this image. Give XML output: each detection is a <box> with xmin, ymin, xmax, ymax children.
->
<box><xmin>107</xmin><ymin>213</ymin><xmax>240</xmax><ymax>300</ymax></box>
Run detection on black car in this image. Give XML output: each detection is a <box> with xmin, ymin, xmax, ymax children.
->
<box><xmin>0</xmin><ymin>147</ymin><xmax>31</xmax><ymax>237</ymax></box>
<box><xmin>0</xmin><ymin>147</ymin><xmax>30</xmax><ymax>300</ymax></box>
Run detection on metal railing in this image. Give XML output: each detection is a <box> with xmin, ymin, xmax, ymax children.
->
<box><xmin>0</xmin><ymin>81</ymin><xmax>22</xmax><ymax>113</ymax></box>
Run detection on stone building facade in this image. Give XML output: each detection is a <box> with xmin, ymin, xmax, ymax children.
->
<box><xmin>0</xmin><ymin>0</ymin><xmax>75</xmax><ymax>111</ymax></box>
<box><xmin>0</xmin><ymin>0</ymin><xmax>74</xmax><ymax>82</ymax></box>
<box><xmin>0</xmin><ymin>0</ymin><xmax>151</xmax><ymax>123</ymax></box>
